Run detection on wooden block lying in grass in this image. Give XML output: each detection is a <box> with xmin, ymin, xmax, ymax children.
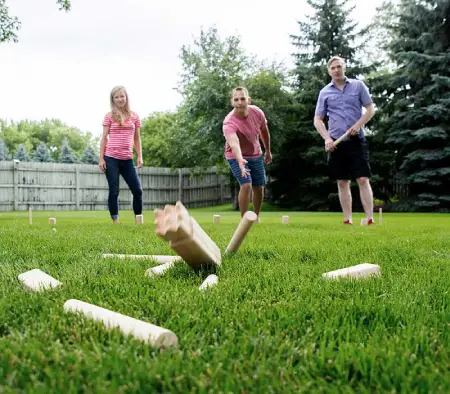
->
<box><xmin>18</xmin><ymin>269</ymin><xmax>62</xmax><ymax>291</ymax></box>
<box><xmin>322</xmin><ymin>263</ymin><xmax>381</xmax><ymax>280</ymax></box>
<box><xmin>282</xmin><ymin>215</ymin><xmax>289</xmax><ymax>224</ymax></box>
<box><xmin>102</xmin><ymin>254</ymin><xmax>182</xmax><ymax>264</ymax></box>
<box><xmin>49</xmin><ymin>218</ymin><xmax>56</xmax><ymax>225</ymax></box>
<box><xmin>64</xmin><ymin>299</ymin><xmax>178</xmax><ymax>349</ymax></box>
<box><xmin>154</xmin><ymin>201</ymin><xmax>221</xmax><ymax>268</ymax></box>
<box><xmin>145</xmin><ymin>261</ymin><xmax>178</xmax><ymax>278</ymax></box>
<box><xmin>199</xmin><ymin>274</ymin><xmax>218</xmax><ymax>291</ymax></box>
<box><xmin>213</xmin><ymin>215</ymin><xmax>220</xmax><ymax>224</ymax></box>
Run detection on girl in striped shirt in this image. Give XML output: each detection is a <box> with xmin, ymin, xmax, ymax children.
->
<box><xmin>99</xmin><ymin>86</ymin><xmax>143</xmax><ymax>223</ymax></box>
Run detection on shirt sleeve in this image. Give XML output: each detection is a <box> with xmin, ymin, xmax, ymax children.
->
<box><xmin>102</xmin><ymin>113</ymin><xmax>112</xmax><ymax>127</ymax></box>
<box><xmin>223</xmin><ymin>119</ymin><xmax>238</xmax><ymax>136</ymax></box>
<box><xmin>359</xmin><ymin>81</ymin><xmax>373</xmax><ymax>106</ymax></box>
<box><xmin>315</xmin><ymin>91</ymin><xmax>327</xmax><ymax>116</ymax></box>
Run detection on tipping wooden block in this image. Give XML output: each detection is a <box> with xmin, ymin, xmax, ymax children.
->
<box><xmin>18</xmin><ymin>269</ymin><xmax>62</xmax><ymax>291</ymax></box>
<box><xmin>102</xmin><ymin>254</ymin><xmax>182</xmax><ymax>264</ymax></box>
<box><xmin>63</xmin><ymin>299</ymin><xmax>178</xmax><ymax>349</ymax></box>
<box><xmin>213</xmin><ymin>215</ymin><xmax>220</xmax><ymax>224</ymax></box>
<box><xmin>379</xmin><ymin>208</ymin><xmax>383</xmax><ymax>225</ymax></box>
<box><xmin>282</xmin><ymin>215</ymin><xmax>289</xmax><ymax>224</ymax></box>
<box><xmin>154</xmin><ymin>201</ymin><xmax>221</xmax><ymax>268</ymax></box>
<box><xmin>225</xmin><ymin>211</ymin><xmax>258</xmax><ymax>254</ymax></box>
<box><xmin>49</xmin><ymin>218</ymin><xmax>56</xmax><ymax>225</ymax></box>
<box><xmin>135</xmin><ymin>214</ymin><xmax>144</xmax><ymax>224</ymax></box>
<box><xmin>322</xmin><ymin>263</ymin><xmax>381</xmax><ymax>280</ymax></box>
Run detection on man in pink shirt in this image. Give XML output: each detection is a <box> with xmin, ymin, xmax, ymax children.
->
<box><xmin>223</xmin><ymin>87</ymin><xmax>272</xmax><ymax>218</ymax></box>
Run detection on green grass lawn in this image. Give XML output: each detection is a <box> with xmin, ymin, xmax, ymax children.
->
<box><xmin>0</xmin><ymin>207</ymin><xmax>449</xmax><ymax>393</ymax></box>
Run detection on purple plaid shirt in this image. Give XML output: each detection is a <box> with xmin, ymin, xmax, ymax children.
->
<box><xmin>315</xmin><ymin>78</ymin><xmax>373</xmax><ymax>139</ymax></box>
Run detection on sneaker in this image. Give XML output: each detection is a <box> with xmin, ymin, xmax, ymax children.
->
<box><xmin>344</xmin><ymin>220</ymin><xmax>353</xmax><ymax>225</ymax></box>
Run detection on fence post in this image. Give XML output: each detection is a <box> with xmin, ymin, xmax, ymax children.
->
<box><xmin>13</xmin><ymin>160</ymin><xmax>19</xmax><ymax>211</ymax></box>
<box><xmin>178</xmin><ymin>169</ymin><xmax>184</xmax><ymax>202</ymax></box>
<box><xmin>75</xmin><ymin>165</ymin><xmax>80</xmax><ymax>210</ymax></box>
<box><xmin>218</xmin><ymin>172</ymin><xmax>224</xmax><ymax>204</ymax></box>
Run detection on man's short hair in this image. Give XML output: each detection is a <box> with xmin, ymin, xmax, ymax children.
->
<box><xmin>327</xmin><ymin>56</ymin><xmax>345</xmax><ymax>68</ymax></box>
<box><xmin>231</xmin><ymin>87</ymin><xmax>249</xmax><ymax>98</ymax></box>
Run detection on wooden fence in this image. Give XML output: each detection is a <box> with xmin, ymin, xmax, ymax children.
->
<box><xmin>0</xmin><ymin>161</ymin><xmax>232</xmax><ymax>211</ymax></box>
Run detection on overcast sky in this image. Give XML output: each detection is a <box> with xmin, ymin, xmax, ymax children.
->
<box><xmin>1</xmin><ymin>0</ymin><xmax>382</xmax><ymax>138</ymax></box>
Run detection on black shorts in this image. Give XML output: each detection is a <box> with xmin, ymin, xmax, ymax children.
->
<box><xmin>327</xmin><ymin>137</ymin><xmax>372</xmax><ymax>180</ymax></box>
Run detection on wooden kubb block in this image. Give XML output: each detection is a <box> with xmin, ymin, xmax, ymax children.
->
<box><xmin>102</xmin><ymin>254</ymin><xmax>182</xmax><ymax>264</ymax></box>
<box><xmin>49</xmin><ymin>218</ymin><xmax>56</xmax><ymax>225</ymax></box>
<box><xmin>154</xmin><ymin>201</ymin><xmax>221</xmax><ymax>268</ymax></box>
<box><xmin>225</xmin><ymin>211</ymin><xmax>258</xmax><ymax>254</ymax></box>
<box><xmin>64</xmin><ymin>299</ymin><xmax>178</xmax><ymax>349</ymax></box>
<box><xmin>135</xmin><ymin>214</ymin><xmax>144</xmax><ymax>224</ymax></box>
<box><xmin>322</xmin><ymin>263</ymin><xmax>381</xmax><ymax>280</ymax></box>
<box><xmin>18</xmin><ymin>269</ymin><xmax>62</xmax><ymax>291</ymax></box>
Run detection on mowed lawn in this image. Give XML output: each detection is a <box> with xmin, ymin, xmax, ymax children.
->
<box><xmin>0</xmin><ymin>206</ymin><xmax>449</xmax><ymax>393</ymax></box>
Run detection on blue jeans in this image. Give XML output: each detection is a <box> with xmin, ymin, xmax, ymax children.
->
<box><xmin>104</xmin><ymin>156</ymin><xmax>143</xmax><ymax>219</ymax></box>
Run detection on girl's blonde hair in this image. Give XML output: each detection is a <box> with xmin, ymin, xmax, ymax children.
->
<box><xmin>110</xmin><ymin>86</ymin><xmax>131</xmax><ymax>125</ymax></box>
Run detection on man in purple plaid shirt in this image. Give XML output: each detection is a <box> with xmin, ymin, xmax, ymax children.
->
<box><xmin>314</xmin><ymin>56</ymin><xmax>376</xmax><ymax>225</ymax></box>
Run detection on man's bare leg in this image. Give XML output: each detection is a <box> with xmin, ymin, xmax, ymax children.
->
<box><xmin>238</xmin><ymin>184</ymin><xmax>252</xmax><ymax>217</ymax></box>
<box><xmin>338</xmin><ymin>180</ymin><xmax>352</xmax><ymax>222</ymax></box>
<box><xmin>357</xmin><ymin>177</ymin><xmax>374</xmax><ymax>220</ymax></box>
<box><xmin>252</xmin><ymin>186</ymin><xmax>264</xmax><ymax>217</ymax></box>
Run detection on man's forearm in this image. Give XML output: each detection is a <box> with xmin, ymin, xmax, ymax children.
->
<box><xmin>355</xmin><ymin>109</ymin><xmax>375</xmax><ymax>128</ymax></box>
<box><xmin>230</xmin><ymin>143</ymin><xmax>244</xmax><ymax>162</ymax></box>
<box><xmin>314</xmin><ymin>118</ymin><xmax>330</xmax><ymax>141</ymax></box>
<box><xmin>260</xmin><ymin>128</ymin><xmax>271</xmax><ymax>152</ymax></box>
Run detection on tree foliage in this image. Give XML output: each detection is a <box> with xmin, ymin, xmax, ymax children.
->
<box><xmin>0</xmin><ymin>0</ymin><xmax>70</xmax><ymax>43</ymax></box>
<box><xmin>81</xmin><ymin>144</ymin><xmax>99</xmax><ymax>165</ymax></box>
<box><xmin>0</xmin><ymin>137</ymin><xmax>11</xmax><ymax>161</ymax></box>
<box><xmin>33</xmin><ymin>141</ymin><xmax>53</xmax><ymax>162</ymax></box>
<box><xmin>14</xmin><ymin>143</ymin><xmax>31</xmax><ymax>162</ymax></box>
<box><xmin>59</xmin><ymin>137</ymin><xmax>77</xmax><ymax>163</ymax></box>
<box><xmin>269</xmin><ymin>0</ymin><xmax>375</xmax><ymax>210</ymax></box>
<box><xmin>371</xmin><ymin>0</ymin><xmax>450</xmax><ymax>211</ymax></box>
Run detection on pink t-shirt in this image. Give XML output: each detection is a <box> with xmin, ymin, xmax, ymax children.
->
<box><xmin>102</xmin><ymin>112</ymin><xmax>141</xmax><ymax>160</ymax></box>
<box><xmin>223</xmin><ymin>105</ymin><xmax>267</xmax><ymax>160</ymax></box>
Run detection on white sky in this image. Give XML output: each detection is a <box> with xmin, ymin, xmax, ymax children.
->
<box><xmin>1</xmin><ymin>0</ymin><xmax>382</xmax><ymax>138</ymax></box>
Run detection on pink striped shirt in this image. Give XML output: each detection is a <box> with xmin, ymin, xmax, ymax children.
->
<box><xmin>223</xmin><ymin>105</ymin><xmax>267</xmax><ymax>159</ymax></box>
<box><xmin>103</xmin><ymin>112</ymin><xmax>141</xmax><ymax>160</ymax></box>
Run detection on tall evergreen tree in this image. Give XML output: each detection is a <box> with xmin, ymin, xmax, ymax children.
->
<box><xmin>14</xmin><ymin>144</ymin><xmax>31</xmax><ymax>162</ymax></box>
<box><xmin>269</xmin><ymin>0</ymin><xmax>375</xmax><ymax>210</ymax></box>
<box><xmin>33</xmin><ymin>141</ymin><xmax>53</xmax><ymax>162</ymax></box>
<box><xmin>59</xmin><ymin>138</ymin><xmax>77</xmax><ymax>163</ymax></box>
<box><xmin>375</xmin><ymin>0</ymin><xmax>450</xmax><ymax>211</ymax></box>
<box><xmin>0</xmin><ymin>137</ymin><xmax>11</xmax><ymax>161</ymax></box>
<box><xmin>81</xmin><ymin>144</ymin><xmax>98</xmax><ymax>164</ymax></box>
